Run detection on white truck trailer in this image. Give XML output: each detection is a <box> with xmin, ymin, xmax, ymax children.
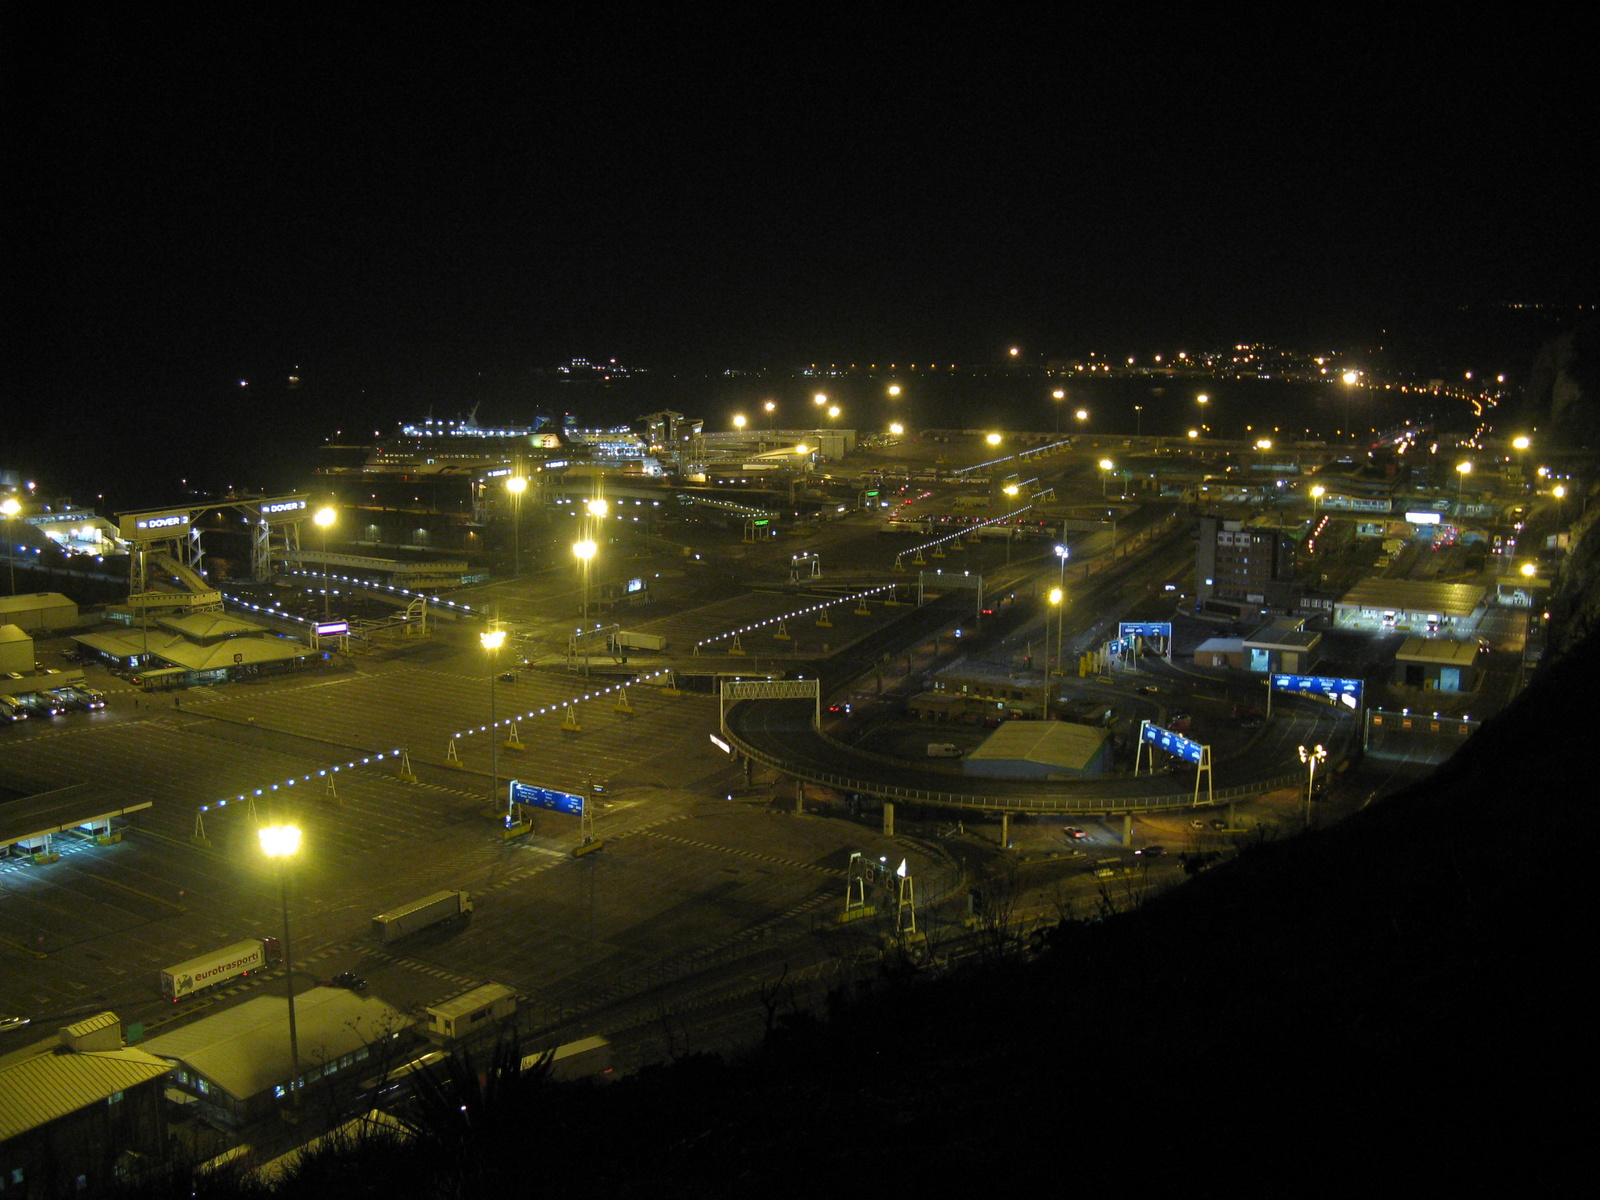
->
<box><xmin>614</xmin><ymin>631</ymin><xmax>668</xmax><ymax>651</ymax></box>
<box><xmin>371</xmin><ymin>890</ymin><xmax>472</xmax><ymax>942</ymax></box>
<box><xmin>159</xmin><ymin>936</ymin><xmax>281</xmax><ymax>1001</ymax></box>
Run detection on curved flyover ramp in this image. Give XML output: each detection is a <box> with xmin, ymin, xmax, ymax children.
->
<box><xmin>723</xmin><ymin>693</ymin><xmax>1355</xmax><ymax>816</ymax></box>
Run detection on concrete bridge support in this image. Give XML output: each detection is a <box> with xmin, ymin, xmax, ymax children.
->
<box><xmin>883</xmin><ymin>801</ymin><xmax>894</xmax><ymax>837</ymax></box>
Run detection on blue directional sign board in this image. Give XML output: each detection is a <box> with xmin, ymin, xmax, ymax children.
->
<box><xmin>1271</xmin><ymin>674</ymin><xmax>1364</xmax><ymax>704</ymax></box>
<box><xmin>1120</xmin><ymin>622</ymin><xmax>1173</xmax><ymax>640</ymax></box>
<box><xmin>1142</xmin><ymin>723</ymin><xmax>1204</xmax><ymax>764</ymax></box>
<box><xmin>509</xmin><ymin>780</ymin><xmax>585</xmax><ymax>815</ymax></box>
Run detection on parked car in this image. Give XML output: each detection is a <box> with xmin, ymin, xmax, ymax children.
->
<box><xmin>330</xmin><ymin>972</ymin><xmax>368</xmax><ymax>992</ymax></box>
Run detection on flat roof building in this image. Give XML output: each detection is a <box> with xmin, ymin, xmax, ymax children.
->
<box><xmin>142</xmin><ymin>988</ymin><xmax>412</xmax><ymax>1128</ymax></box>
<box><xmin>1243</xmin><ymin>617</ymin><xmax>1322</xmax><ymax>675</ymax></box>
<box><xmin>964</xmin><ymin>721</ymin><xmax>1112</xmax><ymax>779</ymax></box>
<box><xmin>1394</xmin><ymin>636</ymin><xmax>1479</xmax><ymax>693</ymax></box>
<box><xmin>0</xmin><ymin>592</ymin><xmax>80</xmax><ymax>633</ymax></box>
<box><xmin>1333</xmin><ymin>579</ymin><xmax>1486</xmax><ymax>636</ymax></box>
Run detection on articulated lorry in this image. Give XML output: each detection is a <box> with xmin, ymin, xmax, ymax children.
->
<box><xmin>160</xmin><ymin>936</ymin><xmax>282</xmax><ymax>1001</ymax></box>
<box><xmin>613</xmin><ymin>631</ymin><xmax>668</xmax><ymax>652</ymax></box>
<box><xmin>371</xmin><ymin>890</ymin><xmax>472</xmax><ymax>943</ymax></box>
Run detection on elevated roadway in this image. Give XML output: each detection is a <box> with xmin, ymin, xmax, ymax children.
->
<box><xmin>722</xmin><ymin>692</ymin><xmax>1352</xmax><ymax>816</ymax></box>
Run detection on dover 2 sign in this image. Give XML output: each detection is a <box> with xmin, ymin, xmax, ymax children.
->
<box><xmin>509</xmin><ymin>780</ymin><xmax>585</xmax><ymax>816</ymax></box>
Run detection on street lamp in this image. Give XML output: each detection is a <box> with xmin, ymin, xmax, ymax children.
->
<box><xmin>764</xmin><ymin>400</ymin><xmax>776</xmax><ymax>430</ymax></box>
<box><xmin>258</xmin><ymin>824</ymin><xmax>303</xmax><ymax>1112</ymax></box>
<box><xmin>481</xmin><ymin>628</ymin><xmax>506</xmax><ymax>808</ymax></box>
<box><xmin>1054</xmin><ymin>544</ymin><xmax>1070</xmax><ymax>672</ymax></box>
<box><xmin>1048</xmin><ymin>586</ymin><xmax>1064</xmax><ymax>679</ymax></box>
<box><xmin>1455</xmin><ymin>461</ymin><xmax>1472</xmax><ymax>501</ymax></box>
<box><xmin>1</xmin><ymin>497</ymin><xmax>19</xmax><ymax>594</ymax></box>
<box><xmin>1553</xmin><ymin>483</ymin><xmax>1567</xmax><ymax>524</ymax></box>
<box><xmin>987</xmin><ymin>433</ymin><xmax>1002</xmax><ymax>447</ymax></box>
<box><xmin>827</xmin><ymin>406</ymin><xmax>841</xmax><ymax>420</ymax></box>
<box><xmin>1340</xmin><ymin>370</ymin><xmax>1360</xmax><ymax>438</ymax></box>
<box><xmin>1310</xmin><ymin>484</ymin><xmax>1325</xmax><ymax>514</ymax></box>
<box><xmin>814</xmin><ymin>392</ymin><xmax>829</xmax><ymax>406</ymax></box>
<box><xmin>888</xmin><ymin>423</ymin><xmax>904</xmax><ymax>437</ymax></box>
<box><xmin>1133</xmin><ymin>405</ymin><xmax>1143</xmax><ymax>438</ymax></box>
<box><xmin>1051</xmin><ymin>389</ymin><xmax>1065</xmax><ymax>434</ymax></box>
<box><xmin>313</xmin><ymin>506</ymin><xmax>336</xmax><ymax>615</ymax></box>
<box><xmin>733</xmin><ymin>414</ymin><xmax>747</xmax><ymax>433</ymax></box>
<box><xmin>1297</xmin><ymin>744</ymin><xmax>1326</xmax><ymax>827</ymax></box>
<box><xmin>505</xmin><ymin>476</ymin><xmax>527</xmax><ymax>576</ymax></box>
<box><xmin>1098</xmin><ymin>458</ymin><xmax>1114</xmax><ymax>498</ymax></box>
<box><xmin>573</xmin><ymin>540</ymin><xmax>596</xmax><ymax>618</ymax></box>
<box><xmin>886</xmin><ymin>385</ymin><xmax>901</xmax><ymax>398</ymax></box>
<box><xmin>1075</xmin><ymin>409</ymin><xmax>1089</xmax><ymax>428</ymax></box>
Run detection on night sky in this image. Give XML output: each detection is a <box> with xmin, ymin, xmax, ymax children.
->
<box><xmin>4</xmin><ymin>13</ymin><xmax>1595</xmax><ymax>500</ymax></box>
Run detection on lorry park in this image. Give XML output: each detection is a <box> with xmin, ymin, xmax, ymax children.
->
<box><xmin>0</xmin><ymin>417</ymin><xmax>1555</xmax><ymax>1171</ymax></box>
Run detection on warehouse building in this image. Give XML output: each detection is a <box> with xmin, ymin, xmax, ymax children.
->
<box><xmin>0</xmin><ymin>1012</ymin><xmax>173</xmax><ymax>1195</ymax></box>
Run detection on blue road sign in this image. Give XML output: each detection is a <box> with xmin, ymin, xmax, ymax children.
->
<box><xmin>509</xmin><ymin>780</ymin><xmax>585</xmax><ymax>815</ymax></box>
<box><xmin>1120</xmin><ymin>621</ymin><xmax>1173</xmax><ymax>640</ymax></box>
<box><xmin>1271</xmin><ymin>674</ymin><xmax>1364</xmax><ymax>703</ymax></box>
<box><xmin>1141</xmin><ymin>722</ymin><xmax>1203</xmax><ymax>764</ymax></box>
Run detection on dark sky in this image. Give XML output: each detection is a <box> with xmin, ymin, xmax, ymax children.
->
<box><xmin>4</xmin><ymin>12</ymin><xmax>1595</xmax><ymax>487</ymax></box>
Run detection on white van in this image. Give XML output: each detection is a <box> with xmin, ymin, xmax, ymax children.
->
<box><xmin>927</xmin><ymin>743</ymin><xmax>962</xmax><ymax>758</ymax></box>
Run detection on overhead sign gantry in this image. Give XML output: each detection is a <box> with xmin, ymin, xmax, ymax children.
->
<box><xmin>1135</xmin><ymin>719</ymin><xmax>1214</xmax><ymax>805</ymax></box>
<box><xmin>1269</xmin><ymin>673</ymin><xmax>1364</xmax><ymax>714</ymax></box>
